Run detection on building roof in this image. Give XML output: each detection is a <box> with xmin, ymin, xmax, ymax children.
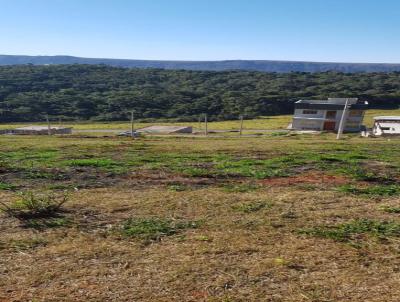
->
<box><xmin>373</xmin><ymin>116</ymin><xmax>400</xmax><ymax>121</ymax></box>
<box><xmin>296</xmin><ymin>98</ymin><xmax>360</xmax><ymax>105</ymax></box>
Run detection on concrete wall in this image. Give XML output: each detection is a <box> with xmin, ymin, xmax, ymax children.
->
<box><xmin>9</xmin><ymin>128</ymin><xmax>72</xmax><ymax>135</ymax></box>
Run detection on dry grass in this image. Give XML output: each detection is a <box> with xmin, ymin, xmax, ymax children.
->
<box><xmin>1</xmin><ymin>133</ymin><xmax>400</xmax><ymax>301</ymax></box>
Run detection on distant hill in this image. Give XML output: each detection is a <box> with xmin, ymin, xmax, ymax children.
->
<box><xmin>1</xmin><ymin>55</ymin><xmax>400</xmax><ymax>73</ymax></box>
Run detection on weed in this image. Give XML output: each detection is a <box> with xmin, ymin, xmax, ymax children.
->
<box><xmin>299</xmin><ymin>219</ymin><xmax>400</xmax><ymax>242</ymax></box>
<box><xmin>121</xmin><ymin>217</ymin><xmax>200</xmax><ymax>241</ymax></box>
<box><xmin>0</xmin><ymin>191</ymin><xmax>68</xmax><ymax>220</ymax></box>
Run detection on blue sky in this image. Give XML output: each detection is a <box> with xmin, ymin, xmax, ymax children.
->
<box><xmin>1</xmin><ymin>0</ymin><xmax>399</xmax><ymax>62</ymax></box>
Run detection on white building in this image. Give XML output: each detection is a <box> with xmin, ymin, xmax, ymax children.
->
<box><xmin>291</xmin><ymin>98</ymin><xmax>368</xmax><ymax>132</ymax></box>
<box><xmin>372</xmin><ymin>116</ymin><xmax>400</xmax><ymax>136</ymax></box>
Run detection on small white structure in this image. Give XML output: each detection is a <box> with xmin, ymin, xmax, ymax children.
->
<box><xmin>372</xmin><ymin>116</ymin><xmax>400</xmax><ymax>136</ymax></box>
<box><xmin>291</xmin><ymin>98</ymin><xmax>368</xmax><ymax>132</ymax></box>
<box><xmin>136</xmin><ymin>125</ymin><xmax>192</xmax><ymax>134</ymax></box>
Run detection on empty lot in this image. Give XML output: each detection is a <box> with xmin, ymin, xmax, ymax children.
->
<box><xmin>1</xmin><ymin>133</ymin><xmax>400</xmax><ymax>301</ymax></box>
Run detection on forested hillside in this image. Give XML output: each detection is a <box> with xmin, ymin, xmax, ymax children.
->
<box><xmin>0</xmin><ymin>65</ymin><xmax>400</xmax><ymax>122</ymax></box>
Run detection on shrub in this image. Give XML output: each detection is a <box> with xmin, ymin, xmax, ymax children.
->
<box><xmin>0</xmin><ymin>191</ymin><xmax>68</xmax><ymax>220</ymax></box>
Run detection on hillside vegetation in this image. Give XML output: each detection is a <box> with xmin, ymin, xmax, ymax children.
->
<box><xmin>0</xmin><ymin>65</ymin><xmax>400</xmax><ymax>122</ymax></box>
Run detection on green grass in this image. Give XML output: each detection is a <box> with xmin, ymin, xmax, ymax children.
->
<box><xmin>64</xmin><ymin>158</ymin><xmax>118</xmax><ymax>168</ymax></box>
<box><xmin>338</xmin><ymin>184</ymin><xmax>400</xmax><ymax>196</ymax></box>
<box><xmin>167</xmin><ymin>184</ymin><xmax>189</xmax><ymax>192</ymax></box>
<box><xmin>379</xmin><ymin>205</ymin><xmax>400</xmax><ymax>213</ymax></box>
<box><xmin>0</xmin><ymin>182</ymin><xmax>16</xmax><ymax>191</ymax></box>
<box><xmin>300</xmin><ymin>219</ymin><xmax>400</xmax><ymax>242</ymax></box>
<box><xmin>120</xmin><ymin>218</ymin><xmax>200</xmax><ymax>241</ymax></box>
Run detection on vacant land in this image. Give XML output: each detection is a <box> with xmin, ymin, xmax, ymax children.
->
<box><xmin>1</xmin><ymin>109</ymin><xmax>399</xmax><ymax>133</ymax></box>
<box><xmin>1</xmin><ymin>132</ymin><xmax>400</xmax><ymax>301</ymax></box>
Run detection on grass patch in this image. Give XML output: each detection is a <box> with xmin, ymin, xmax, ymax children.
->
<box><xmin>0</xmin><ymin>182</ymin><xmax>16</xmax><ymax>191</ymax></box>
<box><xmin>223</xmin><ymin>183</ymin><xmax>260</xmax><ymax>193</ymax></box>
<box><xmin>337</xmin><ymin>184</ymin><xmax>400</xmax><ymax>196</ymax></box>
<box><xmin>64</xmin><ymin>158</ymin><xmax>118</xmax><ymax>168</ymax></box>
<box><xmin>379</xmin><ymin>205</ymin><xmax>400</xmax><ymax>213</ymax></box>
<box><xmin>120</xmin><ymin>217</ymin><xmax>200</xmax><ymax>241</ymax></box>
<box><xmin>232</xmin><ymin>200</ymin><xmax>271</xmax><ymax>213</ymax></box>
<box><xmin>299</xmin><ymin>219</ymin><xmax>400</xmax><ymax>242</ymax></box>
<box><xmin>167</xmin><ymin>184</ymin><xmax>189</xmax><ymax>192</ymax></box>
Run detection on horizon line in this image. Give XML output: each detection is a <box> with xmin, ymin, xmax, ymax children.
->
<box><xmin>1</xmin><ymin>53</ymin><xmax>400</xmax><ymax>65</ymax></box>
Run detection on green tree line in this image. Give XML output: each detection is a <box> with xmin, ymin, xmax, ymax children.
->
<box><xmin>0</xmin><ymin>65</ymin><xmax>399</xmax><ymax>122</ymax></box>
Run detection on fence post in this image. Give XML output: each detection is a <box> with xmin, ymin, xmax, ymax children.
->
<box><xmin>130</xmin><ymin>111</ymin><xmax>135</xmax><ymax>138</ymax></box>
<box><xmin>204</xmin><ymin>114</ymin><xmax>208</xmax><ymax>136</ymax></box>
<box><xmin>239</xmin><ymin>115</ymin><xmax>244</xmax><ymax>136</ymax></box>
<box><xmin>46</xmin><ymin>114</ymin><xmax>51</xmax><ymax>135</ymax></box>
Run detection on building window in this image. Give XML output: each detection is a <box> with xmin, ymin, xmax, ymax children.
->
<box><xmin>326</xmin><ymin>111</ymin><xmax>336</xmax><ymax>119</ymax></box>
<box><xmin>349</xmin><ymin>110</ymin><xmax>363</xmax><ymax>117</ymax></box>
<box><xmin>302</xmin><ymin>110</ymin><xmax>317</xmax><ymax>115</ymax></box>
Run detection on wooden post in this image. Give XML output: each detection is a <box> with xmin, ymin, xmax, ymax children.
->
<box><xmin>198</xmin><ymin>116</ymin><xmax>201</xmax><ymax>132</ymax></box>
<box><xmin>204</xmin><ymin>114</ymin><xmax>208</xmax><ymax>136</ymax></box>
<box><xmin>336</xmin><ymin>98</ymin><xmax>350</xmax><ymax>140</ymax></box>
<box><xmin>239</xmin><ymin>115</ymin><xmax>244</xmax><ymax>136</ymax></box>
<box><xmin>46</xmin><ymin>114</ymin><xmax>51</xmax><ymax>136</ymax></box>
<box><xmin>130</xmin><ymin>111</ymin><xmax>135</xmax><ymax>138</ymax></box>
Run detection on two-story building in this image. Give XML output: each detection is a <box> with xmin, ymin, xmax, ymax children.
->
<box><xmin>291</xmin><ymin>98</ymin><xmax>368</xmax><ymax>132</ymax></box>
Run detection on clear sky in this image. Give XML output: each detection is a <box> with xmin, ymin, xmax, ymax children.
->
<box><xmin>1</xmin><ymin>0</ymin><xmax>399</xmax><ymax>63</ymax></box>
